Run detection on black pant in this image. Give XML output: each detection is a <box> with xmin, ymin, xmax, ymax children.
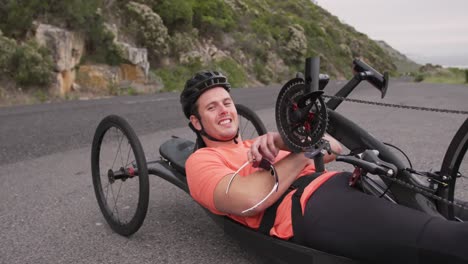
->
<box><xmin>303</xmin><ymin>172</ymin><xmax>468</xmax><ymax>264</ymax></box>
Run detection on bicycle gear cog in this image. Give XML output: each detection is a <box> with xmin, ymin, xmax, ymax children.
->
<box><xmin>276</xmin><ymin>78</ymin><xmax>328</xmax><ymax>153</ymax></box>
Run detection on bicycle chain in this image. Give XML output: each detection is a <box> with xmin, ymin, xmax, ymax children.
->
<box><xmin>323</xmin><ymin>95</ymin><xmax>468</xmax><ymax>115</ymax></box>
<box><xmin>376</xmin><ymin>172</ymin><xmax>468</xmax><ymax>212</ymax></box>
<box><xmin>323</xmin><ymin>93</ymin><xmax>468</xmax><ymax>213</ymax></box>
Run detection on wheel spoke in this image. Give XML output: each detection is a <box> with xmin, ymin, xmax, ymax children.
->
<box><xmin>125</xmin><ymin>140</ymin><xmax>132</xmax><ymax>168</ymax></box>
<box><xmin>103</xmin><ymin>179</ymin><xmax>110</xmax><ymax>200</ymax></box>
<box><xmin>111</xmin><ymin>128</ymin><xmax>124</xmax><ymax>170</ymax></box>
<box><xmin>109</xmin><ymin>181</ymin><xmax>122</xmax><ymax>223</ymax></box>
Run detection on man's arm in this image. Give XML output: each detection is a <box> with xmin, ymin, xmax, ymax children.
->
<box><xmin>213</xmin><ymin>132</ymin><xmax>342</xmax><ymax>216</ymax></box>
<box><xmin>247</xmin><ymin>132</ymin><xmax>341</xmax><ymax>164</ymax></box>
<box><xmin>213</xmin><ymin>151</ymin><xmax>311</xmax><ymax>216</ymax></box>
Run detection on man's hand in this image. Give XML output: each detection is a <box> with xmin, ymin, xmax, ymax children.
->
<box><xmin>247</xmin><ymin>132</ymin><xmax>342</xmax><ymax>165</ymax></box>
<box><xmin>247</xmin><ymin>132</ymin><xmax>287</xmax><ymax>163</ymax></box>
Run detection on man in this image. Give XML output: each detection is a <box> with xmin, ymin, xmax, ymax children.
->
<box><xmin>180</xmin><ymin>71</ymin><xmax>468</xmax><ymax>263</ymax></box>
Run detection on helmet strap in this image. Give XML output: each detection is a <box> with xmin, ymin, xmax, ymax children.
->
<box><xmin>199</xmin><ymin>127</ymin><xmax>239</xmax><ymax>144</ymax></box>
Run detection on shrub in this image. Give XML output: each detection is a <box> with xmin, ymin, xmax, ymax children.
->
<box><xmin>155</xmin><ymin>57</ymin><xmax>247</xmax><ymax>91</ymax></box>
<box><xmin>251</xmin><ymin>13</ymin><xmax>289</xmax><ymax>42</ymax></box>
<box><xmin>9</xmin><ymin>41</ymin><xmax>53</xmax><ymax>87</ymax></box>
<box><xmin>0</xmin><ymin>33</ymin><xmax>17</xmax><ymax>75</ymax></box>
<box><xmin>13</xmin><ymin>42</ymin><xmax>53</xmax><ymax>86</ymax></box>
<box><xmin>413</xmin><ymin>73</ymin><xmax>425</xmax><ymax>83</ymax></box>
<box><xmin>0</xmin><ymin>0</ymin><xmax>102</xmax><ymax>38</ymax></box>
<box><xmin>85</xmin><ymin>21</ymin><xmax>125</xmax><ymax>65</ymax></box>
<box><xmin>155</xmin><ymin>58</ymin><xmax>204</xmax><ymax>91</ymax></box>
<box><xmin>125</xmin><ymin>1</ymin><xmax>169</xmax><ymax>58</ymax></box>
<box><xmin>154</xmin><ymin>0</ymin><xmax>194</xmax><ymax>33</ymax></box>
<box><xmin>212</xmin><ymin>58</ymin><xmax>247</xmax><ymax>88</ymax></box>
<box><xmin>0</xmin><ymin>0</ymin><xmax>39</xmax><ymax>38</ymax></box>
<box><xmin>192</xmin><ymin>0</ymin><xmax>236</xmax><ymax>37</ymax></box>
<box><xmin>169</xmin><ymin>30</ymin><xmax>198</xmax><ymax>57</ymax></box>
<box><xmin>254</xmin><ymin>59</ymin><xmax>273</xmax><ymax>84</ymax></box>
<box><xmin>0</xmin><ymin>34</ymin><xmax>53</xmax><ymax>87</ymax></box>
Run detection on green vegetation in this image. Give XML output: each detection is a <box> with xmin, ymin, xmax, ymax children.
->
<box><xmin>155</xmin><ymin>59</ymin><xmax>203</xmax><ymax>92</ymax></box>
<box><xmin>156</xmin><ymin>57</ymin><xmax>247</xmax><ymax>91</ymax></box>
<box><xmin>108</xmin><ymin>84</ymin><xmax>140</xmax><ymax>96</ymax></box>
<box><xmin>212</xmin><ymin>58</ymin><xmax>248</xmax><ymax>88</ymax></box>
<box><xmin>0</xmin><ymin>33</ymin><xmax>52</xmax><ymax>87</ymax></box>
<box><xmin>153</xmin><ymin>0</ymin><xmax>193</xmax><ymax>33</ymax></box>
<box><xmin>10</xmin><ymin>41</ymin><xmax>53</xmax><ymax>86</ymax></box>
<box><xmin>84</xmin><ymin>16</ymin><xmax>126</xmax><ymax>65</ymax></box>
<box><xmin>5</xmin><ymin>0</ymin><xmax>451</xmax><ymax>105</ymax></box>
<box><xmin>422</xmin><ymin>67</ymin><xmax>468</xmax><ymax>85</ymax></box>
<box><xmin>192</xmin><ymin>0</ymin><xmax>237</xmax><ymax>37</ymax></box>
<box><xmin>0</xmin><ymin>0</ymin><xmax>124</xmax><ymax>67</ymax></box>
<box><xmin>409</xmin><ymin>64</ymin><xmax>468</xmax><ymax>85</ymax></box>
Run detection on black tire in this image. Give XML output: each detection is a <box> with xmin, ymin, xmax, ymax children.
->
<box><xmin>236</xmin><ymin>104</ymin><xmax>267</xmax><ymax>139</ymax></box>
<box><xmin>91</xmin><ymin>115</ymin><xmax>149</xmax><ymax>236</ymax></box>
<box><xmin>437</xmin><ymin>118</ymin><xmax>468</xmax><ymax>220</ymax></box>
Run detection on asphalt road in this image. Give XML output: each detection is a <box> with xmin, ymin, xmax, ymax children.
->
<box><xmin>0</xmin><ymin>79</ymin><xmax>467</xmax><ymax>264</ymax></box>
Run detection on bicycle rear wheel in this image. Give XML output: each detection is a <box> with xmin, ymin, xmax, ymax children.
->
<box><xmin>236</xmin><ymin>104</ymin><xmax>267</xmax><ymax>139</ymax></box>
<box><xmin>91</xmin><ymin>115</ymin><xmax>149</xmax><ymax>236</ymax></box>
<box><xmin>437</xmin><ymin>118</ymin><xmax>468</xmax><ymax>220</ymax></box>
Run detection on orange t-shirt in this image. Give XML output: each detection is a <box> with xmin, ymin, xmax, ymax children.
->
<box><xmin>185</xmin><ymin>139</ymin><xmax>337</xmax><ymax>239</ymax></box>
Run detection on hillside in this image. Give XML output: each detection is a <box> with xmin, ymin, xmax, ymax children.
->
<box><xmin>376</xmin><ymin>40</ymin><xmax>420</xmax><ymax>74</ymax></box>
<box><xmin>0</xmin><ymin>0</ymin><xmax>400</xmax><ymax>105</ymax></box>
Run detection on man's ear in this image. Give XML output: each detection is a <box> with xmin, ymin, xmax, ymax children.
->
<box><xmin>190</xmin><ymin>115</ymin><xmax>202</xmax><ymax>131</ymax></box>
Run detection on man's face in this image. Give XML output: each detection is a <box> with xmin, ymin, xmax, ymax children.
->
<box><xmin>191</xmin><ymin>87</ymin><xmax>238</xmax><ymax>141</ymax></box>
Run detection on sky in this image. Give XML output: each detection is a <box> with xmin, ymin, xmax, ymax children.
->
<box><xmin>316</xmin><ymin>0</ymin><xmax>468</xmax><ymax>67</ymax></box>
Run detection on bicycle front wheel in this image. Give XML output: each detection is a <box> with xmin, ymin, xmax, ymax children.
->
<box><xmin>437</xmin><ymin>118</ymin><xmax>468</xmax><ymax>220</ymax></box>
<box><xmin>91</xmin><ymin>115</ymin><xmax>149</xmax><ymax>236</ymax></box>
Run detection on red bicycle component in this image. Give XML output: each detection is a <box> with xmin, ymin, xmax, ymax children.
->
<box><xmin>349</xmin><ymin>167</ymin><xmax>362</xmax><ymax>187</ymax></box>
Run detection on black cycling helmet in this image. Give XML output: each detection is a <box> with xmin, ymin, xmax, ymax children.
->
<box><xmin>180</xmin><ymin>70</ymin><xmax>231</xmax><ymax>119</ymax></box>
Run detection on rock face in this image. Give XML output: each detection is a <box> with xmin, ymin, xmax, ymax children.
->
<box><xmin>77</xmin><ymin>64</ymin><xmax>160</xmax><ymax>95</ymax></box>
<box><xmin>35</xmin><ymin>24</ymin><xmax>85</xmax><ymax>96</ymax></box>
<box><xmin>35</xmin><ymin>22</ymin><xmax>155</xmax><ymax>96</ymax></box>
<box><xmin>103</xmin><ymin>22</ymin><xmax>152</xmax><ymax>88</ymax></box>
<box><xmin>119</xmin><ymin>42</ymin><xmax>150</xmax><ymax>76</ymax></box>
<box><xmin>76</xmin><ymin>65</ymin><xmax>120</xmax><ymax>94</ymax></box>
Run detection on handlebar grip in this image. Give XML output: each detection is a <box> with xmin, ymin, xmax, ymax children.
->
<box><xmin>353</xmin><ymin>59</ymin><xmax>389</xmax><ymax>98</ymax></box>
<box><xmin>336</xmin><ymin>156</ymin><xmax>394</xmax><ymax>177</ymax></box>
<box><xmin>359</xmin><ymin>150</ymin><xmax>398</xmax><ymax>173</ymax></box>
<box><xmin>353</xmin><ymin>59</ymin><xmax>383</xmax><ymax>81</ymax></box>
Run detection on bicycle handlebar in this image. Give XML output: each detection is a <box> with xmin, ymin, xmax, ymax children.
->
<box><xmin>336</xmin><ymin>149</ymin><xmax>397</xmax><ymax>177</ymax></box>
<box><xmin>353</xmin><ymin>59</ymin><xmax>389</xmax><ymax>98</ymax></box>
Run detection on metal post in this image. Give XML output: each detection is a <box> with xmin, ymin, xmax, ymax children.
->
<box><xmin>304</xmin><ymin>57</ymin><xmax>325</xmax><ymax>172</ymax></box>
<box><xmin>305</xmin><ymin>57</ymin><xmax>320</xmax><ymax>93</ymax></box>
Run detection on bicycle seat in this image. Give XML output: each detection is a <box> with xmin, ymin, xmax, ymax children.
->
<box><xmin>159</xmin><ymin>137</ymin><xmax>195</xmax><ymax>175</ymax></box>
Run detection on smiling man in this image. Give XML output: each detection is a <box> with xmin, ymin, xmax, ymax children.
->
<box><xmin>180</xmin><ymin>70</ymin><xmax>468</xmax><ymax>264</ymax></box>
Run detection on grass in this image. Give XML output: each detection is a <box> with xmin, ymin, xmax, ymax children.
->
<box><xmin>155</xmin><ymin>57</ymin><xmax>247</xmax><ymax>92</ymax></box>
<box><xmin>418</xmin><ymin>68</ymin><xmax>468</xmax><ymax>85</ymax></box>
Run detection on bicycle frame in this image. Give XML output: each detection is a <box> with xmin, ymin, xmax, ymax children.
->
<box><xmin>92</xmin><ymin>57</ymin><xmax>466</xmax><ymax>264</ymax></box>
<box><xmin>321</xmin><ymin>59</ymin><xmax>442</xmax><ymax>217</ymax></box>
